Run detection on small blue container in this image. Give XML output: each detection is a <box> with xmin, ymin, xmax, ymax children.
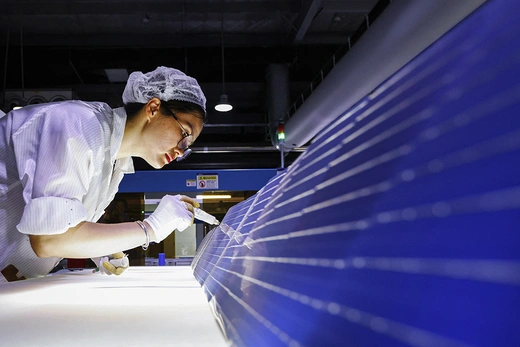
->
<box><xmin>158</xmin><ymin>253</ymin><xmax>166</xmax><ymax>266</ymax></box>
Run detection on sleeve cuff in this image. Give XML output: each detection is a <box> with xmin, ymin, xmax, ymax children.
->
<box><xmin>17</xmin><ymin>197</ymin><xmax>88</xmax><ymax>235</ymax></box>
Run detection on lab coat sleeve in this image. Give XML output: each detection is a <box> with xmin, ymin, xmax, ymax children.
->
<box><xmin>13</xmin><ymin>104</ymin><xmax>99</xmax><ymax>235</ymax></box>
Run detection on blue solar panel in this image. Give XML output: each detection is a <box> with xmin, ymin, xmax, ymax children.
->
<box><xmin>193</xmin><ymin>0</ymin><xmax>520</xmax><ymax>345</ymax></box>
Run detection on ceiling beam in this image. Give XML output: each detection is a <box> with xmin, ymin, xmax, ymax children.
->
<box><xmin>321</xmin><ymin>1</ymin><xmax>379</xmax><ymax>13</ymax></box>
<box><xmin>292</xmin><ymin>0</ymin><xmax>323</xmax><ymax>43</ymax></box>
<box><xmin>0</xmin><ymin>33</ymin><xmax>349</xmax><ymax>48</ymax></box>
<box><xmin>0</xmin><ymin>1</ymin><xmax>300</xmax><ymax>15</ymax></box>
<box><xmin>0</xmin><ymin>32</ymin><xmax>352</xmax><ymax>47</ymax></box>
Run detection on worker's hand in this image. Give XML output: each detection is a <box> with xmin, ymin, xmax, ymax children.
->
<box><xmin>93</xmin><ymin>252</ymin><xmax>129</xmax><ymax>276</ymax></box>
<box><xmin>144</xmin><ymin>194</ymin><xmax>199</xmax><ymax>243</ymax></box>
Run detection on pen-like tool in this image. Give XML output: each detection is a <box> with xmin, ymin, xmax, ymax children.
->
<box><xmin>194</xmin><ymin>207</ymin><xmax>220</xmax><ymax>225</ymax></box>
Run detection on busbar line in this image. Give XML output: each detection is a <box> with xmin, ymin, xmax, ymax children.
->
<box><xmin>212</xmin><ymin>265</ymin><xmax>473</xmax><ymax>347</ymax></box>
<box><xmin>230</xmin><ymin>185</ymin><xmax>520</xmax><ymax>249</ymax></box>
<box><xmin>220</xmin><ymin>255</ymin><xmax>520</xmax><ymax>287</ymax></box>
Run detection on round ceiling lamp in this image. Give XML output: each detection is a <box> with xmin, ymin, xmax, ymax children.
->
<box><xmin>215</xmin><ymin>94</ymin><xmax>233</xmax><ymax>112</ymax></box>
<box><xmin>215</xmin><ymin>14</ymin><xmax>233</xmax><ymax>112</ymax></box>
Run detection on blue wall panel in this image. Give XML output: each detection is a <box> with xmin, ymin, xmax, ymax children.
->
<box><xmin>193</xmin><ymin>0</ymin><xmax>520</xmax><ymax>346</ymax></box>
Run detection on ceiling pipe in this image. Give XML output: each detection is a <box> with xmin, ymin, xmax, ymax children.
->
<box><xmin>282</xmin><ymin>0</ymin><xmax>487</xmax><ymax>151</ymax></box>
<box><xmin>203</xmin><ymin>123</ymin><xmax>266</xmax><ymax>128</ymax></box>
<box><xmin>191</xmin><ymin>146</ymin><xmax>306</xmax><ymax>153</ymax></box>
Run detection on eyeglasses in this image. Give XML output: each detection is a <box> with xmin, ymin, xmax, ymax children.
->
<box><xmin>171</xmin><ymin>113</ymin><xmax>194</xmax><ymax>161</ymax></box>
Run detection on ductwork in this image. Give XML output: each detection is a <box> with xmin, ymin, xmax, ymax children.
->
<box><xmin>266</xmin><ymin>63</ymin><xmax>290</xmax><ymax>147</ymax></box>
<box><xmin>283</xmin><ymin>0</ymin><xmax>487</xmax><ymax>151</ymax></box>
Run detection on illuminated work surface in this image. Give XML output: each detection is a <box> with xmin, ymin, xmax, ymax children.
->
<box><xmin>0</xmin><ymin>266</ymin><xmax>227</xmax><ymax>347</ymax></box>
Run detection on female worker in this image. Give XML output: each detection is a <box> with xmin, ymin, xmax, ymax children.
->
<box><xmin>0</xmin><ymin>66</ymin><xmax>206</xmax><ymax>283</ymax></box>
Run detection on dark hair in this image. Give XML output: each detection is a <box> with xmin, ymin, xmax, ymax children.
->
<box><xmin>124</xmin><ymin>99</ymin><xmax>207</xmax><ymax>123</ymax></box>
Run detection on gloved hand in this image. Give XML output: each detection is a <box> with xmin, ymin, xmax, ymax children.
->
<box><xmin>92</xmin><ymin>252</ymin><xmax>129</xmax><ymax>276</ymax></box>
<box><xmin>144</xmin><ymin>194</ymin><xmax>199</xmax><ymax>243</ymax></box>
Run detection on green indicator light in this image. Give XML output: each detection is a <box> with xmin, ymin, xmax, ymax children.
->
<box><xmin>278</xmin><ymin>132</ymin><xmax>285</xmax><ymax>141</ymax></box>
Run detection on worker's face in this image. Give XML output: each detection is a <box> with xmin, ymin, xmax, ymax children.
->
<box><xmin>143</xmin><ymin>106</ymin><xmax>204</xmax><ymax>168</ymax></box>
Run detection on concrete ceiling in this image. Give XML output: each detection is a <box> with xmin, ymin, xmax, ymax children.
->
<box><xmin>0</xmin><ymin>0</ymin><xmax>386</xmax><ymax>171</ymax></box>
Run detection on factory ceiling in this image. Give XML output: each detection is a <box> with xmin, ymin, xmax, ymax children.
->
<box><xmin>0</xmin><ymin>0</ymin><xmax>387</xmax><ymax>171</ymax></box>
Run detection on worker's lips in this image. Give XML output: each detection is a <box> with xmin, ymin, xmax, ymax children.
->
<box><xmin>165</xmin><ymin>153</ymin><xmax>173</xmax><ymax>164</ymax></box>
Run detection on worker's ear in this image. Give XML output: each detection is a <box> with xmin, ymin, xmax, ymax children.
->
<box><xmin>146</xmin><ymin>98</ymin><xmax>161</xmax><ymax>118</ymax></box>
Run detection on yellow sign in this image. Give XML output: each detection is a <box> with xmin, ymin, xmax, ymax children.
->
<box><xmin>197</xmin><ymin>174</ymin><xmax>219</xmax><ymax>189</ymax></box>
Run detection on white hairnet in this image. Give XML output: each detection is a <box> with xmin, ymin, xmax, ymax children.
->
<box><xmin>122</xmin><ymin>66</ymin><xmax>206</xmax><ymax>113</ymax></box>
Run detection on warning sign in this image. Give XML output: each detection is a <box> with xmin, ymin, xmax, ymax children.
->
<box><xmin>197</xmin><ymin>174</ymin><xmax>218</xmax><ymax>189</ymax></box>
<box><xmin>186</xmin><ymin>179</ymin><xmax>196</xmax><ymax>187</ymax></box>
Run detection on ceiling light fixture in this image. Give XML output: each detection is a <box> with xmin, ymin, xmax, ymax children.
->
<box><xmin>215</xmin><ymin>94</ymin><xmax>232</xmax><ymax>112</ymax></box>
<box><xmin>196</xmin><ymin>194</ymin><xmax>232</xmax><ymax>200</ymax></box>
<box><xmin>215</xmin><ymin>14</ymin><xmax>233</xmax><ymax>112</ymax></box>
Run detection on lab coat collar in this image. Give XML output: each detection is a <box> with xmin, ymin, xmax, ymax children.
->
<box><xmin>111</xmin><ymin>107</ymin><xmax>134</xmax><ymax>174</ymax></box>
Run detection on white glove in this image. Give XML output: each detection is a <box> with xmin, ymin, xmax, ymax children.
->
<box><xmin>144</xmin><ymin>194</ymin><xmax>194</xmax><ymax>243</ymax></box>
<box><xmin>92</xmin><ymin>252</ymin><xmax>129</xmax><ymax>276</ymax></box>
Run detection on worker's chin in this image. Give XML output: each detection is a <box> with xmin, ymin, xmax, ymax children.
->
<box><xmin>145</xmin><ymin>158</ymin><xmax>166</xmax><ymax>169</ymax></box>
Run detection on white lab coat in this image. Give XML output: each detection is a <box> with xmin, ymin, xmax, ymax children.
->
<box><xmin>0</xmin><ymin>100</ymin><xmax>134</xmax><ymax>283</ymax></box>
